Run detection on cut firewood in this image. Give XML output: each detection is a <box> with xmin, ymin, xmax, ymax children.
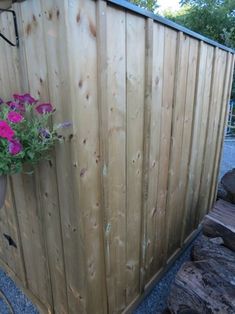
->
<box><xmin>167</xmin><ymin>259</ymin><xmax>235</xmax><ymax>314</ymax></box>
<box><xmin>221</xmin><ymin>168</ymin><xmax>235</xmax><ymax>204</ymax></box>
<box><xmin>192</xmin><ymin>235</ymin><xmax>235</xmax><ymax>272</ymax></box>
<box><xmin>203</xmin><ymin>200</ymin><xmax>235</xmax><ymax>252</ymax></box>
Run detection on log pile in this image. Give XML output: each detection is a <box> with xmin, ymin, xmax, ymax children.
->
<box><xmin>218</xmin><ymin>168</ymin><xmax>235</xmax><ymax>204</ymax></box>
<box><xmin>167</xmin><ymin>200</ymin><xmax>235</xmax><ymax>314</ymax></box>
<box><xmin>203</xmin><ymin>199</ymin><xmax>235</xmax><ymax>251</ymax></box>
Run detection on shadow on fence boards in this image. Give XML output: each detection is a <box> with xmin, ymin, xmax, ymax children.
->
<box><xmin>0</xmin><ymin>0</ymin><xmax>234</xmax><ymax>313</ymax></box>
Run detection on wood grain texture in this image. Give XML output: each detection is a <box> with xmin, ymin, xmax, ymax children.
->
<box><xmin>140</xmin><ymin>17</ymin><xmax>153</xmax><ymax>291</ymax></box>
<box><xmin>192</xmin><ymin>234</ymin><xmax>235</xmax><ymax>268</ymax></box>
<box><xmin>7</xmin><ymin>2</ymin><xmax>53</xmax><ymax>311</ymax></box>
<box><xmin>203</xmin><ymin>200</ymin><xmax>235</xmax><ymax>251</ymax></box>
<box><xmin>182</xmin><ymin>42</ymin><xmax>209</xmax><ymax>241</ymax></box>
<box><xmin>168</xmin><ymin>259</ymin><xmax>235</xmax><ymax>313</ymax></box>
<box><xmin>0</xmin><ymin>1</ymin><xmax>233</xmax><ymax>313</ymax></box>
<box><xmin>209</xmin><ymin>53</ymin><xmax>235</xmax><ymax>209</ymax></box>
<box><xmin>150</xmin><ymin>23</ymin><xmax>165</xmax><ymax>274</ymax></box>
<box><xmin>179</xmin><ymin>38</ymin><xmax>199</xmax><ymax>246</ymax></box>
<box><xmin>106</xmin><ymin>5</ymin><xmax>127</xmax><ymax>312</ymax></box>
<box><xmin>126</xmin><ymin>12</ymin><xmax>145</xmax><ymax>304</ymax></box>
<box><xmin>157</xmin><ymin>27</ymin><xmax>177</xmax><ymax>266</ymax></box>
<box><xmin>196</xmin><ymin>47</ymin><xmax>221</xmax><ymax>223</ymax></box>
<box><xmin>66</xmin><ymin>1</ymin><xmax>107</xmax><ymax>313</ymax></box>
<box><xmin>166</xmin><ymin>32</ymin><xmax>190</xmax><ymax>258</ymax></box>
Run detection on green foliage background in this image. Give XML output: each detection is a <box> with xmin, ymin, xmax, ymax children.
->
<box><xmin>129</xmin><ymin>0</ymin><xmax>235</xmax><ymax>99</ymax></box>
<box><xmin>129</xmin><ymin>0</ymin><xmax>158</xmax><ymax>11</ymax></box>
<box><xmin>165</xmin><ymin>0</ymin><xmax>235</xmax><ymax>49</ymax></box>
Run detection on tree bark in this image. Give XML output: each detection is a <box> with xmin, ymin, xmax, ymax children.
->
<box><xmin>203</xmin><ymin>200</ymin><xmax>235</xmax><ymax>252</ymax></box>
<box><xmin>167</xmin><ymin>259</ymin><xmax>235</xmax><ymax>314</ymax></box>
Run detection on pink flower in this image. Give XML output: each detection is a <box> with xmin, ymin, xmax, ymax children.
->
<box><xmin>36</xmin><ymin>103</ymin><xmax>53</xmax><ymax>114</ymax></box>
<box><xmin>0</xmin><ymin>121</ymin><xmax>15</xmax><ymax>141</ymax></box>
<box><xmin>13</xmin><ymin>93</ymin><xmax>36</xmax><ymax>104</ymax></box>
<box><xmin>7</xmin><ymin>111</ymin><xmax>24</xmax><ymax>123</ymax></box>
<box><xmin>8</xmin><ymin>139</ymin><xmax>22</xmax><ymax>155</ymax></box>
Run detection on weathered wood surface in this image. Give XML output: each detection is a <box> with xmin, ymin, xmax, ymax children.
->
<box><xmin>168</xmin><ymin>236</ymin><xmax>235</xmax><ymax>314</ymax></box>
<box><xmin>168</xmin><ymin>260</ymin><xmax>235</xmax><ymax>313</ymax></box>
<box><xmin>0</xmin><ymin>0</ymin><xmax>234</xmax><ymax>313</ymax></box>
<box><xmin>192</xmin><ymin>235</ymin><xmax>235</xmax><ymax>271</ymax></box>
<box><xmin>203</xmin><ymin>199</ymin><xmax>235</xmax><ymax>251</ymax></box>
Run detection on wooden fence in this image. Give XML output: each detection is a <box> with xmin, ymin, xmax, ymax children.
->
<box><xmin>0</xmin><ymin>0</ymin><xmax>234</xmax><ymax>313</ymax></box>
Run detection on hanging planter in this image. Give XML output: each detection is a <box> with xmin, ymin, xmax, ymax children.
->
<box><xmin>0</xmin><ymin>175</ymin><xmax>6</xmax><ymax>209</ymax></box>
<box><xmin>0</xmin><ymin>94</ymin><xmax>71</xmax><ymax>208</ymax></box>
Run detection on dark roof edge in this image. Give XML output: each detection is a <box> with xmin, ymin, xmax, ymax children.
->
<box><xmin>106</xmin><ymin>0</ymin><xmax>235</xmax><ymax>54</ymax></box>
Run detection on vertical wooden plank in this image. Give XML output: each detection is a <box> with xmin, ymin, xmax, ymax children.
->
<box><xmin>36</xmin><ymin>1</ymin><xmax>86</xmax><ymax>313</ymax></box>
<box><xmin>0</xmin><ymin>12</ymin><xmax>12</xmax><ymax>98</ymax></box>
<box><xmin>189</xmin><ymin>45</ymin><xmax>214</xmax><ymax>231</ymax></box>
<box><xmin>139</xmin><ymin>18</ymin><xmax>153</xmax><ymax>292</ymax></box>
<box><xmin>166</xmin><ymin>32</ymin><xmax>190</xmax><ymax>258</ymax></box>
<box><xmin>0</xmin><ymin>11</ymin><xmax>21</xmax><ymax>95</ymax></box>
<box><xmin>145</xmin><ymin>22</ymin><xmax>165</xmax><ymax>281</ymax></box>
<box><xmin>156</xmin><ymin>27</ymin><xmax>177</xmax><ymax>265</ymax></box>
<box><xmin>0</xmin><ymin>17</ymin><xmax>6</xmax><ymax>97</ymax></box>
<box><xmin>0</xmin><ymin>184</ymin><xmax>15</xmax><ymax>275</ymax></box>
<box><xmin>196</xmin><ymin>48</ymin><xmax>224</xmax><ymax>222</ymax></box>
<box><xmin>126</xmin><ymin>13</ymin><xmax>145</xmax><ymax>303</ymax></box>
<box><xmin>12</xmin><ymin>173</ymin><xmax>53</xmax><ymax>311</ymax></box>
<box><xmin>0</xmin><ymin>10</ymin><xmax>27</xmax><ymax>286</ymax></box>
<box><xmin>150</xmin><ymin>23</ymin><xmax>165</xmax><ymax>275</ymax></box>
<box><xmin>184</xmin><ymin>46</ymin><xmax>214</xmax><ymax>232</ymax></box>
<box><xmin>105</xmin><ymin>5</ymin><xmax>127</xmax><ymax>312</ymax></box>
<box><xmin>209</xmin><ymin>52</ymin><xmax>235</xmax><ymax>209</ymax></box>
<box><xmin>11</xmin><ymin>1</ymin><xmax>53</xmax><ymax>310</ymax></box>
<box><xmin>3</xmin><ymin>180</ymin><xmax>27</xmax><ymax>286</ymax></box>
<box><xmin>182</xmin><ymin>42</ymin><xmax>208</xmax><ymax>241</ymax></box>
<box><xmin>20</xmin><ymin>1</ymin><xmax>56</xmax><ymax>310</ymax></box>
<box><xmin>96</xmin><ymin>0</ymin><xmax>110</xmax><ymax>311</ymax></box>
<box><xmin>36</xmin><ymin>0</ymin><xmax>87</xmax><ymax>312</ymax></box>
<box><xmin>66</xmin><ymin>0</ymin><xmax>107</xmax><ymax>313</ymax></box>
<box><xmin>1</xmin><ymin>2</ymin><xmax>53</xmax><ymax>308</ymax></box>
<box><xmin>13</xmin><ymin>2</ymin><xmax>30</xmax><ymax>93</ymax></box>
<box><xmin>179</xmin><ymin>38</ymin><xmax>199</xmax><ymax>246</ymax></box>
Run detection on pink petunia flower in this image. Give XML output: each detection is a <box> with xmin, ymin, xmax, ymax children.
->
<box><xmin>0</xmin><ymin>121</ymin><xmax>15</xmax><ymax>141</ymax></box>
<box><xmin>7</xmin><ymin>111</ymin><xmax>24</xmax><ymax>123</ymax></box>
<box><xmin>36</xmin><ymin>103</ymin><xmax>53</xmax><ymax>114</ymax></box>
<box><xmin>13</xmin><ymin>93</ymin><xmax>37</xmax><ymax>104</ymax></box>
<box><xmin>8</xmin><ymin>139</ymin><xmax>22</xmax><ymax>155</ymax></box>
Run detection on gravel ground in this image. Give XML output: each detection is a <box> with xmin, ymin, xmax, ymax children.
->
<box><xmin>134</xmin><ymin>139</ymin><xmax>235</xmax><ymax>314</ymax></box>
<box><xmin>0</xmin><ymin>269</ymin><xmax>38</xmax><ymax>313</ymax></box>
<box><xmin>133</xmin><ymin>240</ymin><xmax>196</xmax><ymax>314</ymax></box>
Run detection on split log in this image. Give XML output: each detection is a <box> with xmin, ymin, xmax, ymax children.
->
<box><xmin>203</xmin><ymin>200</ymin><xmax>235</xmax><ymax>252</ymax></box>
<box><xmin>167</xmin><ymin>259</ymin><xmax>235</xmax><ymax>314</ymax></box>
<box><xmin>217</xmin><ymin>182</ymin><xmax>229</xmax><ymax>201</ymax></box>
<box><xmin>221</xmin><ymin>168</ymin><xmax>235</xmax><ymax>204</ymax></box>
<box><xmin>192</xmin><ymin>235</ymin><xmax>235</xmax><ymax>272</ymax></box>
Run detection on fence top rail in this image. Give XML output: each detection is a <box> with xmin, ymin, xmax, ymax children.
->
<box><xmin>105</xmin><ymin>0</ymin><xmax>235</xmax><ymax>54</ymax></box>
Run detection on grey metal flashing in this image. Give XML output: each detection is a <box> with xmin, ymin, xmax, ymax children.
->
<box><xmin>106</xmin><ymin>0</ymin><xmax>235</xmax><ymax>54</ymax></box>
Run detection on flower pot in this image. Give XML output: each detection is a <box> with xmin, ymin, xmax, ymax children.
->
<box><xmin>0</xmin><ymin>175</ymin><xmax>7</xmax><ymax>209</ymax></box>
